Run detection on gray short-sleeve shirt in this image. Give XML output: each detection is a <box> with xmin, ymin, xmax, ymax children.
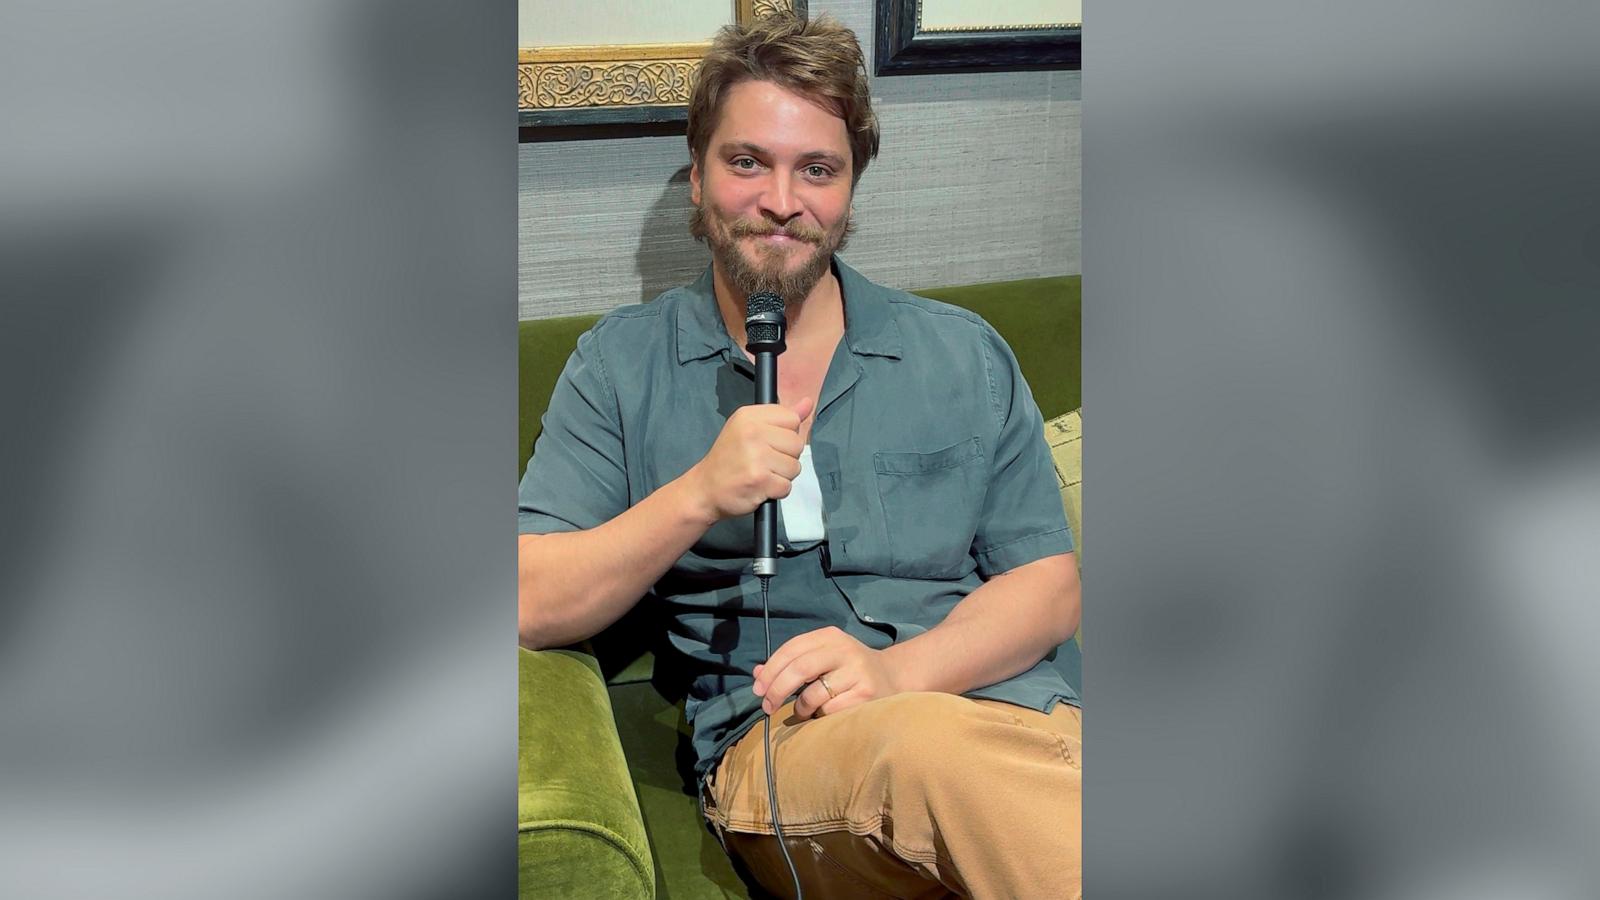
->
<box><xmin>520</xmin><ymin>258</ymin><xmax>1077</xmax><ymax>781</ymax></box>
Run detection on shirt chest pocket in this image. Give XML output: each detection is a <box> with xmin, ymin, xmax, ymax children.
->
<box><xmin>873</xmin><ymin>437</ymin><xmax>986</xmax><ymax>578</ymax></box>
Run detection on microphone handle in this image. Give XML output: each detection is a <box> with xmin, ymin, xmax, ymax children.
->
<box><xmin>753</xmin><ymin>349</ymin><xmax>778</xmax><ymax>576</ymax></box>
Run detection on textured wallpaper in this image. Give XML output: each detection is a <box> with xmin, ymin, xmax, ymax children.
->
<box><xmin>518</xmin><ymin>0</ymin><xmax>1081</xmax><ymax>320</ymax></box>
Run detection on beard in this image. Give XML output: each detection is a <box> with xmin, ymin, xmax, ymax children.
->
<box><xmin>691</xmin><ymin>202</ymin><xmax>855</xmax><ymax>303</ymax></box>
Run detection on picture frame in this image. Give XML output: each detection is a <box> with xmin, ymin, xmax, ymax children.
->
<box><xmin>874</xmin><ymin>0</ymin><xmax>1081</xmax><ymax>76</ymax></box>
<box><xmin>519</xmin><ymin>0</ymin><xmax>809</xmax><ymax>129</ymax></box>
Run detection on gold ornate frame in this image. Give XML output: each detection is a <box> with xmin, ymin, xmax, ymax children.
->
<box><xmin>519</xmin><ymin>1</ymin><xmax>806</xmax><ymax>128</ymax></box>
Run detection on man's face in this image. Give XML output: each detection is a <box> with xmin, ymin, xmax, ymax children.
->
<box><xmin>690</xmin><ymin>80</ymin><xmax>855</xmax><ymax>303</ymax></box>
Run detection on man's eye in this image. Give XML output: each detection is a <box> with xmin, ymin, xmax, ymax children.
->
<box><xmin>732</xmin><ymin>157</ymin><xmax>758</xmax><ymax>170</ymax></box>
<box><xmin>805</xmin><ymin>165</ymin><xmax>832</xmax><ymax>178</ymax></box>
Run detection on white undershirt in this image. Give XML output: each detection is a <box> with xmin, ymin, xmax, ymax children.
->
<box><xmin>778</xmin><ymin>444</ymin><xmax>826</xmax><ymax>543</ymax></box>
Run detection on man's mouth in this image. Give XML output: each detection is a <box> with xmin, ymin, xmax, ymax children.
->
<box><xmin>746</xmin><ymin>227</ymin><xmax>821</xmax><ymax>246</ymax></box>
<box><xmin>731</xmin><ymin>222</ymin><xmax>816</xmax><ymax>245</ymax></box>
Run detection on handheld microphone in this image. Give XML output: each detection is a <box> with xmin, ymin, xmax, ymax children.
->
<box><xmin>745</xmin><ymin>290</ymin><xmax>787</xmax><ymax>577</ymax></box>
<box><xmin>745</xmin><ymin>289</ymin><xmax>804</xmax><ymax>897</ymax></box>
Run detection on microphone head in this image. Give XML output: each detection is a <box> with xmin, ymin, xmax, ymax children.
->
<box><xmin>745</xmin><ymin>291</ymin><xmax>786</xmax><ymax>351</ymax></box>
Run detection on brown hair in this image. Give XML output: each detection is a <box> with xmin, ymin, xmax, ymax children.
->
<box><xmin>686</xmin><ymin>12</ymin><xmax>880</xmax><ymax>187</ymax></box>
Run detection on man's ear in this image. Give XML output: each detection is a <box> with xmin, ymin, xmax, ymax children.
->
<box><xmin>689</xmin><ymin>158</ymin><xmax>702</xmax><ymax>206</ymax></box>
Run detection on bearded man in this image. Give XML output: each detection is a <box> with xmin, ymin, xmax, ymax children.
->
<box><xmin>519</xmin><ymin>12</ymin><xmax>1082</xmax><ymax>899</ymax></box>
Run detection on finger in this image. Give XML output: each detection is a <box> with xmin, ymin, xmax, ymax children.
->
<box><xmin>752</xmin><ymin>655</ymin><xmax>787</xmax><ymax>701</ymax></box>
<box><xmin>755</xmin><ymin>627</ymin><xmax>836</xmax><ymax>697</ymax></box>
<box><xmin>760</xmin><ymin>649</ymin><xmax>818</xmax><ymax>714</ymax></box>
<box><xmin>816</xmin><ymin>664</ymin><xmax>863</xmax><ymax>714</ymax></box>
<box><xmin>763</xmin><ymin>648</ymin><xmax>835</xmax><ymax>715</ymax></box>
<box><xmin>765</xmin><ymin>474</ymin><xmax>793</xmax><ymax>500</ymax></box>
<box><xmin>755</xmin><ymin>648</ymin><xmax>806</xmax><ymax>709</ymax></box>
<box><xmin>764</xmin><ymin>427</ymin><xmax>805</xmax><ymax>458</ymax></box>
<box><xmin>756</xmin><ymin>403</ymin><xmax>802</xmax><ymax>430</ymax></box>
<box><xmin>791</xmin><ymin>679</ymin><xmax>832</xmax><ymax>720</ymax></box>
<box><xmin>763</xmin><ymin>448</ymin><xmax>801</xmax><ymax>479</ymax></box>
<box><xmin>790</xmin><ymin>395</ymin><xmax>815</xmax><ymax>424</ymax></box>
<box><xmin>803</xmin><ymin>665</ymin><xmax>861</xmax><ymax>718</ymax></box>
<box><xmin>817</xmin><ymin>687</ymin><xmax>865</xmax><ymax>717</ymax></box>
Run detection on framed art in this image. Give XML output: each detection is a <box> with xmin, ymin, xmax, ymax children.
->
<box><xmin>874</xmin><ymin>0</ymin><xmax>1081</xmax><ymax>76</ymax></box>
<box><xmin>519</xmin><ymin>0</ymin><xmax>808</xmax><ymax>129</ymax></box>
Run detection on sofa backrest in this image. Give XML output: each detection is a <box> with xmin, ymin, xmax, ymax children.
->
<box><xmin>519</xmin><ymin>275</ymin><xmax>1080</xmax><ymax>475</ymax></box>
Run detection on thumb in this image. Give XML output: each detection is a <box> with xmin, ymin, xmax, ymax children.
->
<box><xmin>790</xmin><ymin>395</ymin><xmax>815</xmax><ymax>425</ymax></box>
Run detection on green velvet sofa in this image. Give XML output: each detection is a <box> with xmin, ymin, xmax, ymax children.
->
<box><xmin>518</xmin><ymin>274</ymin><xmax>1081</xmax><ymax>899</ymax></box>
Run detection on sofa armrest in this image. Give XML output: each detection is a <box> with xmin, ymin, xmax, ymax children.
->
<box><xmin>519</xmin><ymin>648</ymin><xmax>655</xmax><ymax>899</ymax></box>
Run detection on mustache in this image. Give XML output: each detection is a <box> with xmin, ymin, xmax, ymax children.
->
<box><xmin>725</xmin><ymin>218</ymin><xmax>827</xmax><ymax>244</ymax></box>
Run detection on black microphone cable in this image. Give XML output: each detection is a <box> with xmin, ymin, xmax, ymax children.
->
<box><xmin>761</xmin><ymin>575</ymin><xmax>803</xmax><ymax>900</ymax></box>
<box><xmin>745</xmin><ymin>289</ymin><xmax>803</xmax><ymax>899</ymax></box>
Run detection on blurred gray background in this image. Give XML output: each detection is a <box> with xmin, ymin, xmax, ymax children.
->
<box><xmin>1</xmin><ymin>2</ymin><xmax>516</xmax><ymax>898</ymax></box>
<box><xmin>518</xmin><ymin>0</ymin><xmax>1081</xmax><ymax>319</ymax></box>
<box><xmin>3</xmin><ymin>0</ymin><xmax>1597</xmax><ymax>897</ymax></box>
<box><xmin>1087</xmin><ymin>1</ymin><xmax>1600</xmax><ymax>897</ymax></box>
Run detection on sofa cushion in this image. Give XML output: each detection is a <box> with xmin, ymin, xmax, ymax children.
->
<box><xmin>1045</xmin><ymin>409</ymin><xmax>1083</xmax><ymax>564</ymax></box>
<box><xmin>608</xmin><ymin>681</ymin><xmax>754</xmax><ymax>897</ymax></box>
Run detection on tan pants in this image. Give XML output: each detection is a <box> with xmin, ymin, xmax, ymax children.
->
<box><xmin>701</xmin><ymin>691</ymin><xmax>1082</xmax><ymax>900</ymax></box>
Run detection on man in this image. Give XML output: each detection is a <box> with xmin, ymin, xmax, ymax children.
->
<box><xmin>519</xmin><ymin>13</ymin><xmax>1081</xmax><ymax>899</ymax></box>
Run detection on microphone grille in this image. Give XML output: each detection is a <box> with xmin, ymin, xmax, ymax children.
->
<box><xmin>745</xmin><ymin>291</ymin><xmax>784</xmax><ymax>318</ymax></box>
<box><xmin>745</xmin><ymin>291</ymin><xmax>785</xmax><ymax>345</ymax></box>
<box><xmin>748</xmin><ymin>321</ymin><xmax>779</xmax><ymax>344</ymax></box>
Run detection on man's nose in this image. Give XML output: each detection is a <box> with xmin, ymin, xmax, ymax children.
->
<box><xmin>757</xmin><ymin>172</ymin><xmax>803</xmax><ymax>223</ymax></box>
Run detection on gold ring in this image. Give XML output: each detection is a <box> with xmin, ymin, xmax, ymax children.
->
<box><xmin>819</xmin><ymin>674</ymin><xmax>835</xmax><ymax>699</ymax></box>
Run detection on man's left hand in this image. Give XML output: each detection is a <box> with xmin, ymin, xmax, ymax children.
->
<box><xmin>752</xmin><ymin>626</ymin><xmax>906</xmax><ymax>719</ymax></box>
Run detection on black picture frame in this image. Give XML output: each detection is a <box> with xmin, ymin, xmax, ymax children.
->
<box><xmin>874</xmin><ymin>0</ymin><xmax>1081</xmax><ymax>76</ymax></box>
<box><xmin>519</xmin><ymin>104</ymin><xmax>687</xmax><ymax>131</ymax></box>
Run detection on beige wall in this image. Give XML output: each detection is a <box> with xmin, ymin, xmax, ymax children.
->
<box><xmin>518</xmin><ymin>0</ymin><xmax>1080</xmax><ymax>320</ymax></box>
<box><xmin>920</xmin><ymin>0</ymin><xmax>1082</xmax><ymax>30</ymax></box>
<box><xmin>518</xmin><ymin>0</ymin><xmax>732</xmax><ymax>48</ymax></box>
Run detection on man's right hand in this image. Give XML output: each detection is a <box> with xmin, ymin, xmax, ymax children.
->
<box><xmin>521</xmin><ymin>395</ymin><xmax>814</xmax><ymax>649</ymax></box>
<box><xmin>686</xmin><ymin>396</ymin><xmax>815</xmax><ymax>522</ymax></box>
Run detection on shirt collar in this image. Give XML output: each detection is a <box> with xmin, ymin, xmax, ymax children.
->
<box><xmin>674</xmin><ymin>256</ymin><xmax>903</xmax><ymax>365</ymax></box>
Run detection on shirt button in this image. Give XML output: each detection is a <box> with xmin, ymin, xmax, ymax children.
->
<box><xmin>862</xmin><ymin>615</ymin><xmax>875</xmax><ymax>623</ymax></box>
<box><xmin>777</xmin><ymin>543</ymin><xmax>786</xmax><ymax>552</ymax></box>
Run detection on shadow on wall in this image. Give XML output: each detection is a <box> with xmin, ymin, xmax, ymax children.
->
<box><xmin>635</xmin><ymin>165</ymin><xmax>710</xmax><ymax>304</ymax></box>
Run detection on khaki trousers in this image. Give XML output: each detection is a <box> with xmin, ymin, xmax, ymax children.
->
<box><xmin>701</xmin><ymin>691</ymin><xmax>1082</xmax><ymax>900</ymax></box>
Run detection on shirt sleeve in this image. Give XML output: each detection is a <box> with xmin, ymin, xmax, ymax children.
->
<box><xmin>518</xmin><ymin>325</ymin><xmax>630</xmax><ymax>535</ymax></box>
<box><xmin>969</xmin><ymin>323</ymin><xmax>1075</xmax><ymax>576</ymax></box>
